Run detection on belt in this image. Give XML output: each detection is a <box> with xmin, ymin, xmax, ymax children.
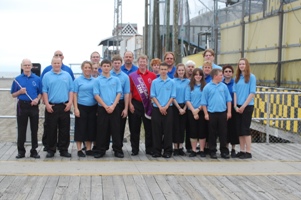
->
<box><xmin>18</xmin><ymin>100</ymin><xmax>31</xmax><ymax>104</ymax></box>
<box><xmin>49</xmin><ymin>101</ymin><xmax>68</xmax><ymax>106</ymax></box>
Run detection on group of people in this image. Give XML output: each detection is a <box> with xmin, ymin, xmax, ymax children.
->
<box><xmin>11</xmin><ymin>49</ymin><xmax>256</xmax><ymax>160</ymax></box>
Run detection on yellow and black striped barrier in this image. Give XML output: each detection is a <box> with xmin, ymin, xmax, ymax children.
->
<box><xmin>253</xmin><ymin>87</ymin><xmax>301</xmax><ymax>134</ymax></box>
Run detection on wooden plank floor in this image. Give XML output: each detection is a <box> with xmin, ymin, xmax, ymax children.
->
<box><xmin>0</xmin><ymin>142</ymin><xmax>301</xmax><ymax>199</ymax></box>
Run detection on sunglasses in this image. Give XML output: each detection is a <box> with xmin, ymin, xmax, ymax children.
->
<box><xmin>224</xmin><ymin>70</ymin><xmax>232</xmax><ymax>73</ymax></box>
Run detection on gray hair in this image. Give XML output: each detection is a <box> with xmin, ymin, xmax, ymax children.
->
<box><xmin>185</xmin><ymin>60</ymin><xmax>195</xmax><ymax>67</ymax></box>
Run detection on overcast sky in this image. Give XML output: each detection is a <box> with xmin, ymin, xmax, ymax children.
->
<box><xmin>0</xmin><ymin>0</ymin><xmax>145</xmax><ymax>73</ymax></box>
<box><xmin>0</xmin><ymin>0</ymin><xmax>220</xmax><ymax>74</ymax></box>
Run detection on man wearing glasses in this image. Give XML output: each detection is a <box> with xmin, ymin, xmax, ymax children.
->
<box><xmin>164</xmin><ymin>52</ymin><xmax>176</xmax><ymax>79</ymax></box>
<box><xmin>41</xmin><ymin>50</ymin><xmax>75</xmax><ymax>152</ymax></box>
<box><xmin>200</xmin><ymin>49</ymin><xmax>222</xmax><ymax>70</ymax></box>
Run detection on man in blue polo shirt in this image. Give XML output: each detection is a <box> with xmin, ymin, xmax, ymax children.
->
<box><xmin>199</xmin><ymin>49</ymin><xmax>222</xmax><ymax>70</ymax></box>
<box><xmin>201</xmin><ymin>69</ymin><xmax>232</xmax><ymax>159</ymax></box>
<box><xmin>42</xmin><ymin>56</ymin><xmax>74</xmax><ymax>158</ymax></box>
<box><xmin>164</xmin><ymin>52</ymin><xmax>176</xmax><ymax>78</ymax></box>
<box><xmin>111</xmin><ymin>55</ymin><xmax>130</xmax><ymax>147</ymax></box>
<box><xmin>151</xmin><ymin>62</ymin><xmax>176</xmax><ymax>158</ymax></box>
<box><xmin>41</xmin><ymin>50</ymin><xmax>75</xmax><ymax>80</ymax></box>
<box><xmin>11</xmin><ymin>59</ymin><xmax>42</xmax><ymax>159</ymax></box>
<box><xmin>121</xmin><ymin>51</ymin><xmax>138</xmax><ymax>75</ymax></box>
<box><xmin>41</xmin><ymin>50</ymin><xmax>74</xmax><ymax>152</ymax></box>
<box><xmin>93</xmin><ymin>59</ymin><xmax>123</xmax><ymax>158</ymax></box>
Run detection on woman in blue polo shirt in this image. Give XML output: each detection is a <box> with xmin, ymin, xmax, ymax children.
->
<box><xmin>73</xmin><ymin>61</ymin><xmax>97</xmax><ymax>157</ymax></box>
<box><xmin>185</xmin><ymin>68</ymin><xmax>207</xmax><ymax>157</ymax></box>
<box><xmin>172</xmin><ymin>63</ymin><xmax>190</xmax><ymax>156</ymax></box>
<box><xmin>233</xmin><ymin>58</ymin><xmax>256</xmax><ymax>159</ymax></box>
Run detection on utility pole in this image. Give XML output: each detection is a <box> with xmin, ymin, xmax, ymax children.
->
<box><xmin>155</xmin><ymin>0</ymin><xmax>161</xmax><ymax>58</ymax></box>
<box><xmin>213</xmin><ymin>0</ymin><xmax>218</xmax><ymax>63</ymax></box>
<box><xmin>144</xmin><ymin>0</ymin><xmax>148</xmax><ymax>56</ymax></box>
<box><xmin>114</xmin><ymin>0</ymin><xmax>122</xmax><ymax>56</ymax></box>
<box><xmin>173</xmin><ymin>0</ymin><xmax>180</xmax><ymax>64</ymax></box>
<box><xmin>165</xmin><ymin>0</ymin><xmax>171</xmax><ymax>52</ymax></box>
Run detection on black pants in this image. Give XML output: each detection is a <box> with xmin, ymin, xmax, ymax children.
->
<box><xmin>16</xmin><ymin>101</ymin><xmax>39</xmax><ymax>155</ymax></box>
<box><xmin>208</xmin><ymin>111</ymin><xmax>229</xmax><ymax>154</ymax></box>
<box><xmin>172</xmin><ymin>104</ymin><xmax>186</xmax><ymax>143</ymax></box>
<box><xmin>128</xmin><ymin>99</ymin><xmax>153</xmax><ymax>153</ymax></box>
<box><xmin>74</xmin><ymin>104</ymin><xmax>97</xmax><ymax>142</ymax></box>
<box><xmin>45</xmin><ymin>104</ymin><xmax>70</xmax><ymax>153</ymax></box>
<box><xmin>185</xmin><ymin>114</ymin><xmax>192</xmax><ymax>150</ymax></box>
<box><xmin>117</xmin><ymin>99</ymin><xmax>127</xmax><ymax>147</ymax></box>
<box><xmin>152</xmin><ymin>107</ymin><xmax>173</xmax><ymax>155</ymax></box>
<box><xmin>95</xmin><ymin>106</ymin><xmax>122</xmax><ymax>154</ymax></box>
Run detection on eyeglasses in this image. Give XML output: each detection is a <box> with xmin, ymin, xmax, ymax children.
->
<box><xmin>55</xmin><ymin>54</ymin><xmax>63</xmax><ymax>56</ymax></box>
<box><xmin>224</xmin><ymin>70</ymin><xmax>232</xmax><ymax>73</ymax></box>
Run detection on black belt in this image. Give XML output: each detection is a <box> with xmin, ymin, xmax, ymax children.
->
<box><xmin>49</xmin><ymin>101</ymin><xmax>68</xmax><ymax>106</ymax></box>
<box><xmin>18</xmin><ymin>100</ymin><xmax>31</xmax><ymax>104</ymax></box>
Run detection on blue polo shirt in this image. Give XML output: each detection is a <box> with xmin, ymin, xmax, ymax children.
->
<box><xmin>11</xmin><ymin>73</ymin><xmax>42</xmax><ymax>101</ymax></box>
<box><xmin>41</xmin><ymin>63</ymin><xmax>75</xmax><ymax>80</ymax></box>
<box><xmin>223</xmin><ymin>78</ymin><xmax>235</xmax><ymax>102</ymax></box>
<box><xmin>233</xmin><ymin>73</ymin><xmax>256</xmax><ymax>106</ymax></box>
<box><xmin>205</xmin><ymin>74</ymin><xmax>212</xmax><ymax>83</ymax></box>
<box><xmin>74</xmin><ymin>75</ymin><xmax>97</xmax><ymax>106</ymax></box>
<box><xmin>93</xmin><ymin>74</ymin><xmax>122</xmax><ymax>106</ymax></box>
<box><xmin>42</xmin><ymin>70</ymin><xmax>74</xmax><ymax>103</ymax></box>
<box><xmin>199</xmin><ymin>63</ymin><xmax>222</xmax><ymax>70</ymax></box>
<box><xmin>151</xmin><ymin>77</ymin><xmax>176</xmax><ymax>107</ymax></box>
<box><xmin>201</xmin><ymin>82</ymin><xmax>232</xmax><ymax>112</ymax></box>
<box><xmin>167</xmin><ymin>66</ymin><xmax>176</xmax><ymax>79</ymax></box>
<box><xmin>110</xmin><ymin>70</ymin><xmax>130</xmax><ymax>100</ymax></box>
<box><xmin>173</xmin><ymin>78</ymin><xmax>190</xmax><ymax>104</ymax></box>
<box><xmin>121</xmin><ymin>64</ymin><xmax>138</xmax><ymax>75</ymax></box>
<box><xmin>185</xmin><ymin>84</ymin><xmax>203</xmax><ymax>110</ymax></box>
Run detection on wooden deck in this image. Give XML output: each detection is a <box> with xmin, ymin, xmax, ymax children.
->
<box><xmin>0</xmin><ymin>142</ymin><xmax>301</xmax><ymax>199</ymax></box>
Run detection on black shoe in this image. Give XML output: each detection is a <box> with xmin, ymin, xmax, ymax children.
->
<box><xmin>210</xmin><ymin>153</ymin><xmax>218</xmax><ymax>159</ymax></box>
<box><xmin>60</xmin><ymin>151</ymin><xmax>71</xmax><ymax>158</ymax></box>
<box><xmin>236</xmin><ymin>151</ymin><xmax>245</xmax><ymax>158</ymax></box>
<box><xmin>85</xmin><ymin>150</ymin><xmax>93</xmax><ymax>156</ymax></box>
<box><xmin>16</xmin><ymin>154</ymin><xmax>25</xmax><ymax>159</ymax></box>
<box><xmin>114</xmin><ymin>151</ymin><xmax>124</xmax><ymax>158</ymax></box>
<box><xmin>77</xmin><ymin>151</ymin><xmax>86</xmax><ymax>157</ymax></box>
<box><xmin>178</xmin><ymin>148</ymin><xmax>186</xmax><ymax>156</ymax></box>
<box><xmin>221</xmin><ymin>153</ymin><xmax>230</xmax><ymax>159</ymax></box>
<box><xmin>189</xmin><ymin>151</ymin><xmax>197</xmax><ymax>157</ymax></box>
<box><xmin>30</xmin><ymin>153</ymin><xmax>40</xmax><ymax>159</ymax></box>
<box><xmin>204</xmin><ymin>148</ymin><xmax>210</xmax><ymax>155</ymax></box>
<box><xmin>231</xmin><ymin>149</ymin><xmax>236</xmax><ymax>158</ymax></box>
<box><xmin>186</xmin><ymin>149</ymin><xmax>192</xmax><ymax>153</ymax></box>
<box><xmin>131</xmin><ymin>151</ymin><xmax>138</xmax><ymax>156</ymax></box>
<box><xmin>43</xmin><ymin>147</ymin><xmax>49</xmax><ymax>152</ymax></box>
<box><xmin>199</xmin><ymin>151</ymin><xmax>206</xmax><ymax>157</ymax></box>
<box><xmin>46</xmin><ymin>152</ymin><xmax>54</xmax><ymax>158</ymax></box>
<box><xmin>173</xmin><ymin>149</ymin><xmax>179</xmax><ymax>156</ymax></box>
<box><xmin>162</xmin><ymin>152</ymin><xmax>172</xmax><ymax>158</ymax></box>
<box><xmin>94</xmin><ymin>152</ymin><xmax>105</xmax><ymax>158</ymax></box>
<box><xmin>145</xmin><ymin>150</ymin><xmax>153</xmax><ymax>155</ymax></box>
<box><xmin>152</xmin><ymin>153</ymin><xmax>161</xmax><ymax>158</ymax></box>
<box><xmin>239</xmin><ymin>152</ymin><xmax>252</xmax><ymax>159</ymax></box>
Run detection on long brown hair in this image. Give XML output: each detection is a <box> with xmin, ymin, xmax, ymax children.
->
<box><xmin>235</xmin><ymin>58</ymin><xmax>251</xmax><ymax>83</ymax></box>
<box><xmin>189</xmin><ymin>68</ymin><xmax>206</xmax><ymax>91</ymax></box>
<box><xmin>174</xmin><ymin>63</ymin><xmax>187</xmax><ymax>78</ymax></box>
